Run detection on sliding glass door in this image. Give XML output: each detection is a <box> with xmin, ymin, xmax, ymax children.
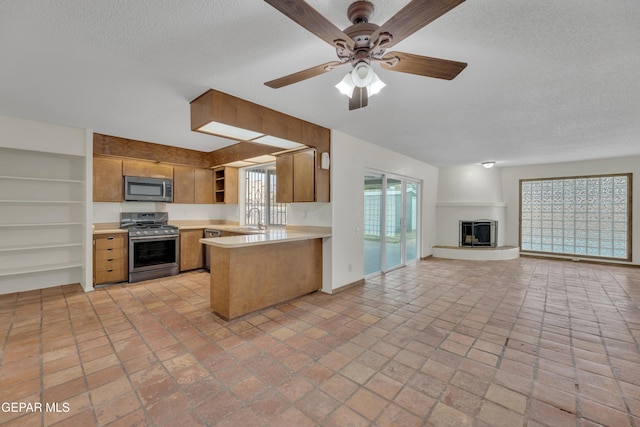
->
<box><xmin>385</xmin><ymin>178</ymin><xmax>403</xmax><ymax>270</ymax></box>
<box><xmin>364</xmin><ymin>174</ymin><xmax>383</xmax><ymax>275</ymax></box>
<box><xmin>405</xmin><ymin>181</ymin><xmax>419</xmax><ymax>263</ymax></box>
<box><xmin>364</xmin><ymin>172</ymin><xmax>420</xmax><ymax>276</ymax></box>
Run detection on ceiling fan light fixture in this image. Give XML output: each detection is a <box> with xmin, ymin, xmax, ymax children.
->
<box><xmin>335</xmin><ymin>66</ymin><xmax>385</xmax><ymax>99</ymax></box>
<box><xmin>335</xmin><ymin>73</ymin><xmax>356</xmax><ymax>97</ymax></box>
<box><xmin>351</xmin><ymin>62</ymin><xmax>374</xmax><ymax>87</ymax></box>
<box><xmin>368</xmin><ymin>71</ymin><xmax>386</xmax><ymax>96</ymax></box>
<box><xmin>482</xmin><ymin>161</ymin><xmax>496</xmax><ymax>168</ymax></box>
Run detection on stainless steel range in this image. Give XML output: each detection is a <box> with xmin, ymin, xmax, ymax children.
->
<box><xmin>120</xmin><ymin>212</ymin><xmax>179</xmax><ymax>283</ymax></box>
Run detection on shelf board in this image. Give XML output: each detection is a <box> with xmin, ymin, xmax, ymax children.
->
<box><xmin>0</xmin><ymin>200</ymin><xmax>84</xmax><ymax>204</ymax></box>
<box><xmin>0</xmin><ymin>242</ymin><xmax>84</xmax><ymax>252</ymax></box>
<box><xmin>0</xmin><ymin>175</ymin><xmax>84</xmax><ymax>184</ymax></box>
<box><xmin>0</xmin><ymin>262</ymin><xmax>84</xmax><ymax>277</ymax></box>
<box><xmin>0</xmin><ymin>222</ymin><xmax>84</xmax><ymax>228</ymax></box>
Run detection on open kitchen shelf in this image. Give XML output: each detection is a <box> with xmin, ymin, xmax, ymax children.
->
<box><xmin>0</xmin><ymin>175</ymin><xmax>84</xmax><ymax>183</ymax></box>
<box><xmin>0</xmin><ymin>146</ymin><xmax>87</xmax><ymax>293</ymax></box>
<box><xmin>0</xmin><ymin>261</ymin><xmax>84</xmax><ymax>277</ymax></box>
<box><xmin>0</xmin><ymin>242</ymin><xmax>84</xmax><ymax>252</ymax></box>
<box><xmin>0</xmin><ymin>222</ymin><xmax>84</xmax><ymax>227</ymax></box>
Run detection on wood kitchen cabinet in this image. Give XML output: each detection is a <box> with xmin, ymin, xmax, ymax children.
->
<box><xmin>173</xmin><ymin>167</ymin><xmax>213</xmax><ymax>204</ymax></box>
<box><xmin>93</xmin><ymin>157</ymin><xmax>123</xmax><ymax>202</ymax></box>
<box><xmin>213</xmin><ymin>167</ymin><xmax>238</xmax><ymax>204</ymax></box>
<box><xmin>194</xmin><ymin>169</ymin><xmax>213</xmax><ymax>204</ymax></box>
<box><xmin>94</xmin><ymin>233</ymin><xmax>128</xmax><ymax>285</ymax></box>
<box><xmin>180</xmin><ymin>229</ymin><xmax>205</xmax><ymax>271</ymax></box>
<box><xmin>122</xmin><ymin>159</ymin><xmax>173</xmax><ymax>179</ymax></box>
<box><xmin>276</xmin><ymin>149</ymin><xmax>316</xmax><ymax>203</ymax></box>
<box><xmin>173</xmin><ymin>166</ymin><xmax>196</xmax><ymax>204</ymax></box>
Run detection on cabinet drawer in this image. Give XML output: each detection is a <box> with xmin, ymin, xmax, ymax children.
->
<box><xmin>95</xmin><ymin>248</ymin><xmax>125</xmax><ymax>264</ymax></box>
<box><xmin>95</xmin><ymin>257</ymin><xmax>125</xmax><ymax>271</ymax></box>
<box><xmin>95</xmin><ymin>236</ymin><xmax>126</xmax><ymax>251</ymax></box>
<box><xmin>95</xmin><ymin>267</ymin><xmax>127</xmax><ymax>284</ymax></box>
<box><xmin>95</xmin><ymin>258</ymin><xmax>127</xmax><ymax>284</ymax></box>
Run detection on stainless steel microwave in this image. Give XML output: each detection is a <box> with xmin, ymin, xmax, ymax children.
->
<box><xmin>124</xmin><ymin>176</ymin><xmax>173</xmax><ymax>202</ymax></box>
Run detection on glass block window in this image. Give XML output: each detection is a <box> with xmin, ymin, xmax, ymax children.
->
<box><xmin>520</xmin><ymin>174</ymin><xmax>631</xmax><ymax>260</ymax></box>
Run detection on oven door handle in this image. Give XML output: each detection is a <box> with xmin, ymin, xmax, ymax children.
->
<box><xmin>129</xmin><ymin>235</ymin><xmax>178</xmax><ymax>242</ymax></box>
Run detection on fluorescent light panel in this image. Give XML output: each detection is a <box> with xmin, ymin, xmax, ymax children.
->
<box><xmin>252</xmin><ymin>135</ymin><xmax>305</xmax><ymax>150</ymax></box>
<box><xmin>223</xmin><ymin>160</ymin><xmax>257</xmax><ymax>168</ymax></box>
<box><xmin>198</xmin><ymin>121</ymin><xmax>263</xmax><ymax>141</ymax></box>
<box><xmin>197</xmin><ymin>121</ymin><xmax>306</xmax><ymax>152</ymax></box>
<box><xmin>245</xmin><ymin>155</ymin><xmax>276</xmax><ymax>163</ymax></box>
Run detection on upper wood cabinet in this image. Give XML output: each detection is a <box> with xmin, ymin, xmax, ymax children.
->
<box><xmin>94</xmin><ymin>157</ymin><xmax>123</xmax><ymax>202</ymax></box>
<box><xmin>194</xmin><ymin>169</ymin><xmax>214</xmax><ymax>204</ymax></box>
<box><xmin>173</xmin><ymin>166</ymin><xmax>213</xmax><ymax>204</ymax></box>
<box><xmin>276</xmin><ymin>149</ymin><xmax>316</xmax><ymax>203</ymax></box>
<box><xmin>173</xmin><ymin>166</ymin><xmax>195</xmax><ymax>204</ymax></box>
<box><xmin>276</xmin><ymin>155</ymin><xmax>293</xmax><ymax>203</ymax></box>
<box><xmin>122</xmin><ymin>160</ymin><xmax>173</xmax><ymax>179</ymax></box>
<box><xmin>213</xmin><ymin>167</ymin><xmax>238</xmax><ymax>204</ymax></box>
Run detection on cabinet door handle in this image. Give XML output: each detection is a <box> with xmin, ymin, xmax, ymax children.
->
<box><xmin>107</xmin><ymin>248</ymin><xmax>113</xmax><ymax>251</ymax></box>
<box><xmin>107</xmin><ymin>259</ymin><xmax>114</xmax><ymax>262</ymax></box>
<box><xmin>107</xmin><ymin>269</ymin><xmax>113</xmax><ymax>272</ymax></box>
<box><xmin>107</xmin><ymin>237</ymin><xmax>115</xmax><ymax>240</ymax></box>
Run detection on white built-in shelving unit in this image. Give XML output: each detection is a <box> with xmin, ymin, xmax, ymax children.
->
<box><xmin>0</xmin><ymin>116</ymin><xmax>91</xmax><ymax>294</ymax></box>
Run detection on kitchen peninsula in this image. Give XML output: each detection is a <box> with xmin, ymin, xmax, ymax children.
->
<box><xmin>200</xmin><ymin>227</ymin><xmax>330</xmax><ymax>320</ymax></box>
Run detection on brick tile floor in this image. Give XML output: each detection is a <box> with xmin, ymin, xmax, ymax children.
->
<box><xmin>0</xmin><ymin>257</ymin><xmax>639</xmax><ymax>426</ymax></box>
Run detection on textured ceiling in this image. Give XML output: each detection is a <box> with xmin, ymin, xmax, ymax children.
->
<box><xmin>1</xmin><ymin>0</ymin><xmax>639</xmax><ymax>167</ymax></box>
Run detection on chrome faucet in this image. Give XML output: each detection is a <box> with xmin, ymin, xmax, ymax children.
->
<box><xmin>247</xmin><ymin>207</ymin><xmax>267</xmax><ymax>230</ymax></box>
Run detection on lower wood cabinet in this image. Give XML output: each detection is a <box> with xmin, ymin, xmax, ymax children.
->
<box><xmin>94</xmin><ymin>233</ymin><xmax>128</xmax><ymax>285</ymax></box>
<box><xmin>180</xmin><ymin>229</ymin><xmax>205</xmax><ymax>271</ymax></box>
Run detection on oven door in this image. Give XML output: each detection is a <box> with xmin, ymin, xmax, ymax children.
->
<box><xmin>129</xmin><ymin>235</ymin><xmax>179</xmax><ymax>282</ymax></box>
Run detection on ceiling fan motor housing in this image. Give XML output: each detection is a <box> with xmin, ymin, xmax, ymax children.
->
<box><xmin>340</xmin><ymin>2</ymin><xmax>386</xmax><ymax>66</ymax></box>
<box><xmin>347</xmin><ymin>1</ymin><xmax>375</xmax><ymax>24</ymax></box>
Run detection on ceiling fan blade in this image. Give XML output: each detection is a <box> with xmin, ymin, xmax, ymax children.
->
<box><xmin>371</xmin><ymin>0</ymin><xmax>465</xmax><ymax>49</ymax></box>
<box><xmin>265</xmin><ymin>61</ymin><xmax>346</xmax><ymax>88</ymax></box>
<box><xmin>380</xmin><ymin>51</ymin><xmax>467</xmax><ymax>80</ymax></box>
<box><xmin>349</xmin><ymin>86</ymin><xmax>368</xmax><ymax>110</ymax></box>
<box><xmin>264</xmin><ymin>0</ymin><xmax>354</xmax><ymax>49</ymax></box>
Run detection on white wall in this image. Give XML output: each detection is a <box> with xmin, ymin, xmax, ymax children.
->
<box><xmin>330</xmin><ymin>130</ymin><xmax>439</xmax><ymax>292</ymax></box>
<box><xmin>436</xmin><ymin>165</ymin><xmax>507</xmax><ymax>246</ymax></box>
<box><xmin>438</xmin><ymin>165</ymin><xmax>503</xmax><ymax>202</ymax></box>
<box><xmin>501</xmin><ymin>156</ymin><xmax>640</xmax><ymax>265</ymax></box>
<box><xmin>287</xmin><ymin>203</ymin><xmax>332</xmax><ymax>227</ymax></box>
<box><xmin>0</xmin><ymin>115</ymin><xmax>86</xmax><ymax>156</ymax></box>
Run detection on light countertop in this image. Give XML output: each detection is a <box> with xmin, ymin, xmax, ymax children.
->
<box><xmin>200</xmin><ymin>228</ymin><xmax>331</xmax><ymax>248</ymax></box>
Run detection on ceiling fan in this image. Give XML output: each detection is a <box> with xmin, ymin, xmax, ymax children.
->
<box><xmin>263</xmin><ymin>0</ymin><xmax>468</xmax><ymax>110</ymax></box>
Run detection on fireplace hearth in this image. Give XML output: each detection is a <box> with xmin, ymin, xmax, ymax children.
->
<box><xmin>460</xmin><ymin>220</ymin><xmax>497</xmax><ymax>248</ymax></box>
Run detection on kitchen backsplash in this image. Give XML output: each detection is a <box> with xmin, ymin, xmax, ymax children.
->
<box><xmin>93</xmin><ymin>202</ymin><xmax>237</xmax><ymax>223</ymax></box>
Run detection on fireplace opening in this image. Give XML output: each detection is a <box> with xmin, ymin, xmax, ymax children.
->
<box><xmin>460</xmin><ymin>220</ymin><xmax>497</xmax><ymax>247</ymax></box>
